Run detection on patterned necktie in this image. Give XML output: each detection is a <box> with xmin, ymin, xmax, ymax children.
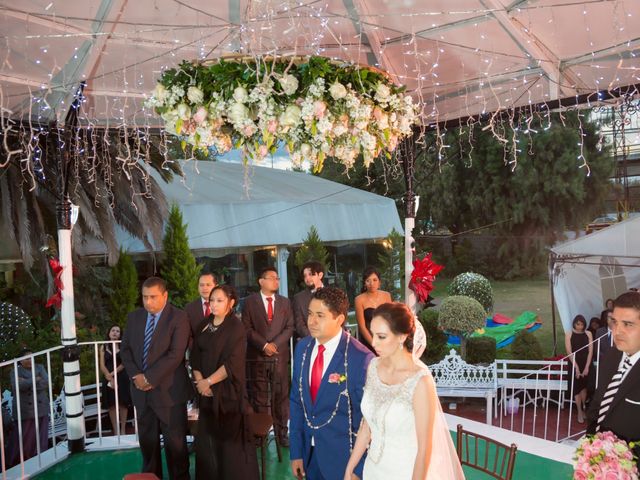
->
<box><xmin>310</xmin><ymin>344</ymin><xmax>325</xmax><ymax>403</ymax></box>
<box><xmin>203</xmin><ymin>301</ymin><xmax>211</xmax><ymax>317</ymax></box>
<box><xmin>596</xmin><ymin>356</ymin><xmax>633</xmax><ymax>431</ymax></box>
<box><xmin>266</xmin><ymin>297</ymin><xmax>273</xmax><ymax>323</ymax></box>
<box><xmin>142</xmin><ymin>314</ymin><xmax>157</xmax><ymax>371</ymax></box>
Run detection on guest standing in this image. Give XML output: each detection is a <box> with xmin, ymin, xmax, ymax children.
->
<box><xmin>565</xmin><ymin>314</ymin><xmax>593</xmax><ymax>423</ymax></box>
<box><xmin>354</xmin><ymin>267</ymin><xmax>392</xmax><ymax>351</ymax></box>
<box><xmin>587</xmin><ymin>291</ymin><xmax>640</xmax><ymax>464</ymax></box>
<box><xmin>242</xmin><ymin>267</ymin><xmax>294</xmax><ymax>446</ymax></box>
<box><xmin>191</xmin><ymin>285</ymin><xmax>259</xmax><ymax>479</ymax></box>
<box><xmin>121</xmin><ymin>276</ymin><xmax>191</xmax><ymax>480</ymax></box>
<box><xmin>7</xmin><ymin>349</ymin><xmax>49</xmax><ymax>467</ymax></box>
<box><xmin>292</xmin><ymin>261</ymin><xmax>325</xmax><ymax>339</ymax></box>
<box><xmin>185</xmin><ymin>272</ymin><xmax>217</xmax><ymax>339</ymax></box>
<box><xmin>99</xmin><ymin>325</ymin><xmax>131</xmax><ymax>435</ymax></box>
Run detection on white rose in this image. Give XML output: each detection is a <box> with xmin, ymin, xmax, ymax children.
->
<box><xmin>374</xmin><ymin>82</ymin><xmax>391</xmax><ymax>102</ymax></box>
<box><xmin>300</xmin><ymin>143</ymin><xmax>312</xmax><ymax>157</ymax></box>
<box><xmin>228</xmin><ymin>102</ymin><xmax>249</xmax><ymax>124</ymax></box>
<box><xmin>187</xmin><ymin>86</ymin><xmax>204</xmax><ymax>104</ymax></box>
<box><xmin>161</xmin><ymin>109</ymin><xmax>178</xmax><ymax>122</ymax></box>
<box><xmin>153</xmin><ymin>83</ymin><xmax>168</xmax><ymax>103</ymax></box>
<box><xmin>280</xmin><ymin>105</ymin><xmax>302</xmax><ymax>127</ymax></box>
<box><xmin>329</xmin><ymin>82</ymin><xmax>347</xmax><ymax>100</ymax></box>
<box><xmin>280</xmin><ymin>74</ymin><xmax>299</xmax><ymax>95</ymax></box>
<box><xmin>176</xmin><ymin>103</ymin><xmax>190</xmax><ymax>120</ymax></box>
<box><xmin>233</xmin><ymin>86</ymin><xmax>248</xmax><ymax>103</ymax></box>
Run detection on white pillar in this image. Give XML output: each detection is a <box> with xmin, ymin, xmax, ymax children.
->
<box><xmin>276</xmin><ymin>246</ymin><xmax>290</xmax><ymax>297</ymax></box>
<box><xmin>404</xmin><ymin>217</ymin><xmax>417</xmax><ymax>315</ymax></box>
<box><xmin>57</xmin><ymin>206</ymin><xmax>85</xmax><ymax>452</ymax></box>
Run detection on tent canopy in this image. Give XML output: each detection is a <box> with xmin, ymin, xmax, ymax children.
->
<box><xmin>77</xmin><ymin>160</ymin><xmax>403</xmax><ymax>256</ymax></box>
<box><xmin>550</xmin><ymin>216</ymin><xmax>640</xmax><ymax>332</ymax></box>
<box><xmin>1</xmin><ymin>1</ymin><xmax>639</xmax><ymax>127</ymax></box>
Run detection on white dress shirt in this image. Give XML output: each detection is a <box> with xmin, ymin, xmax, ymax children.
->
<box><xmin>308</xmin><ymin>329</ymin><xmax>343</xmax><ymax>386</ymax></box>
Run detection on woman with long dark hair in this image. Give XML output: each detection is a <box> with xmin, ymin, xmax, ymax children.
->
<box><xmin>99</xmin><ymin>325</ymin><xmax>131</xmax><ymax>435</ymax></box>
<box><xmin>354</xmin><ymin>266</ymin><xmax>392</xmax><ymax>351</ymax></box>
<box><xmin>191</xmin><ymin>285</ymin><xmax>259</xmax><ymax>479</ymax></box>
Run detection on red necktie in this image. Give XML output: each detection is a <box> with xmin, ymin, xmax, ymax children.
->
<box><xmin>310</xmin><ymin>344</ymin><xmax>325</xmax><ymax>403</ymax></box>
<box><xmin>203</xmin><ymin>301</ymin><xmax>211</xmax><ymax>317</ymax></box>
<box><xmin>266</xmin><ymin>297</ymin><xmax>273</xmax><ymax>323</ymax></box>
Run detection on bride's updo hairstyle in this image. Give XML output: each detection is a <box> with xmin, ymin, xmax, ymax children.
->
<box><xmin>372</xmin><ymin>302</ymin><xmax>415</xmax><ymax>350</ymax></box>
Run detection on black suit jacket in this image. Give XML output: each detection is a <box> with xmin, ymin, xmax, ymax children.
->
<box><xmin>292</xmin><ymin>289</ymin><xmax>312</xmax><ymax>338</ymax></box>
<box><xmin>121</xmin><ymin>304</ymin><xmax>192</xmax><ymax>412</ymax></box>
<box><xmin>242</xmin><ymin>293</ymin><xmax>294</xmax><ymax>360</ymax></box>
<box><xmin>185</xmin><ymin>298</ymin><xmax>208</xmax><ymax>338</ymax></box>
<box><xmin>587</xmin><ymin>349</ymin><xmax>640</xmax><ymax>460</ymax></box>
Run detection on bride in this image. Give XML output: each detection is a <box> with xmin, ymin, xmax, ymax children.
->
<box><xmin>343</xmin><ymin>302</ymin><xmax>465</xmax><ymax>480</ymax></box>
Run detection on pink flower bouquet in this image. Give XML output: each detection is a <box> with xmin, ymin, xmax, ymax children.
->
<box><xmin>573</xmin><ymin>431</ymin><xmax>638</xmax><ymax>479</ymax></box>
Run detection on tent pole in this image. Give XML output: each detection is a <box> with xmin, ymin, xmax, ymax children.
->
<box><xmin>549</xmin><ymin>253</ymin><xmax>558</xmax><ymax>356</ymax></box>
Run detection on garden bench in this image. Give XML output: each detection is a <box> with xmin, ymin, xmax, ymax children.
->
<box><xmin>429</xmin><ymin>349</ymin><xmax>497</xmax><ymax>424</ymax></box>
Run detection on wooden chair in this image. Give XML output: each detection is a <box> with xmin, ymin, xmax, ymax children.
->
<box><xmin>456</xmin><ymin>424</ymin><xmax>518</xmax><ymax>480</ymax></box>
<box><xmin>246</xmin><ymin>358</ymin><xmax>282</xmax><ymax>480</ymax></box>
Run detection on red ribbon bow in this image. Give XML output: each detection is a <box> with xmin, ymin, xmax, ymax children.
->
<box><xmin>409</xmin><ymin>253</ymin><xmax>444</xmax><ymax>304</ymax></box>
<box><xmin>45</xmin><ymin>258</ymin><xmax>64</xmax><ymax>309</ymax></box>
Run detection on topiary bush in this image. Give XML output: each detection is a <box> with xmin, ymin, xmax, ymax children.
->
<box><xmin>467</xmin><ymin>336</ymin><xmax>497</xmax><ymax>365</ymax></box>
<box><xmin>447</xmin><ymin>272</ymin><xmax>494</xmax><ymax>313</ymax></box>
<box><xmin>511</xmin><ymin>330</ymin><xmax>543</xmax><ymax>361</ymax></box>
<box><xmin>0</xmin><ymin>302</ymin><xmax>34</xmax><ymax>361</ymax></box>
<box><xmin>418</xmin><ymin>309</ymin><xmax>448</xmax><ymax>365</ymax></box>
<box><xmin>438</xmin><ymin>295</ymin><xmax>486</xmax><ymax>360</ymax></box>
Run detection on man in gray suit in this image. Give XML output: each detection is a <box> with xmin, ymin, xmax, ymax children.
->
<box><xmin>292</xmin><ymin>261</ymin><xmax>325</xmax><ymax>339</ymax></box>
<box><xmin>121</xmin><ymin>277</ymin><xmax>191</xmax><ymax>480</ymax></box>
<box><xmin>242</xmin><ymin>266</ymin><xmax>294</xmax><ymax>446</ymax></box>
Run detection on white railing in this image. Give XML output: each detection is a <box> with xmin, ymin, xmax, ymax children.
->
<box><xmin>492</xmin><ymin>332</ymin><xmax>608</xmax><ymax>443</ymax></box>
<box><xmin>1</xmin><ymin>341</ymin><xmax>136</xmax><ymax>479</ymax></box>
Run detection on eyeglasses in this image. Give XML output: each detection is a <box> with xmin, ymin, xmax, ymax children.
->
<box><xmin>262</xmin><ymin>276</ymin><xmax>280</xmax><ymax>281</ymax></box>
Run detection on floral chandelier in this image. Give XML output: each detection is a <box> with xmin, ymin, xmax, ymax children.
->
<box><xmin>146</xmin><ymin>56</ymin><xmax>418</xmax><ymax>171</ymax></box>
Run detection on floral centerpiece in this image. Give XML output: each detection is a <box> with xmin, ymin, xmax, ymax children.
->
<box><xmin>146</xmin><ymin>56</ymin><xmax>418</xmax><ymax>171</ymax></box>
<box><xmin>573</xmin><ymin>431</ymin><xmax>638</xmax><ymax>480</ymax></box>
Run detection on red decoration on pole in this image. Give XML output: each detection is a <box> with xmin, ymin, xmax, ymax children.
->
<box><xmin>45</xmin><ymin>257</ymin><xmax>64</xmax><ymax>309</ymax></box>
<box><xmin>409</xmin><ymin>253</ymin><xmax>444</xmax><ymax>304</ymax></box>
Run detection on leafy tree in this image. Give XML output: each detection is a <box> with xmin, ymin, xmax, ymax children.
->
<box><xmin>438</xmin><ymin>295</ymin><xmax>486</xmax><ymax>360</ymax></box>
<box><xmin>377</xmin><ymin>228</ymin><xmax>404</xmax><ymax>300</ymax></box>
<box><xmin>294</xmin><ymin>226</ymin><xmax>330</xmax><ymax>272</ymax></box>
<box><xmin>160</xmin><ymin>204</ymin><xmax>201</xmax><ymax>308</ymax></box>
<box><xmin>109</xmin><ymin>249</ymin><xmax>139</xmax><ymax>328</ymax></box>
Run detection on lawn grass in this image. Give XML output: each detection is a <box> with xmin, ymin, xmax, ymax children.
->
<box><xmin>431</xmin><ymin>275</ymin><xmax>562</xmax><ymax>359</ymax></box>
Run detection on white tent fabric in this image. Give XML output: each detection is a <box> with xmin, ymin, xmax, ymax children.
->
<box><xmin>0</xmin><ymin>1</ymin><xmax>639</xmax><ymax>126</ymax></box>
<box><xmin>76</xmin><ymin>160</ymin><xmax>403</xmax><ymax>256</ymax></box>
<box><xmin>550</xmin><ymin>217</ymin><xmax>640</xmax><ymax>332</ymax></box>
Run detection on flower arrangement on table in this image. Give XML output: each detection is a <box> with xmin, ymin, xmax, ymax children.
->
<box><xmin>146</xmin><ymin>56</ymin><xmax>418</xmax><ymax>171</ymax></box>
<box><xmin>573</xmin><ymin>431</ymin><xmax>638</xmax><ymax>480</ymax></box>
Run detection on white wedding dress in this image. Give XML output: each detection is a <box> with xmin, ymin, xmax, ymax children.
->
<box><xmin>361</xmin><ymin>358</ymin><xmax>465</xmax><ymax>480</ymax></box>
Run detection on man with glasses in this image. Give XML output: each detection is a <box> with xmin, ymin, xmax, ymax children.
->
<box><xmin>242</xmin><ymin>266</ymin><xmax>294</xmax><ymax>447</ymax></box>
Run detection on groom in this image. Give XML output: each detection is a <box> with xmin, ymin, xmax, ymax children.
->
<box><xmin>290</xmin><ymin>287</ymin><xmax>374</xmax><ymax>480</ymax></box>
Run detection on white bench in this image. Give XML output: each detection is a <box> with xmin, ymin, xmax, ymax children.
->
<box><xmin>429</xmin><ymin>349</ymin><xmax>498</xmax><ymax>424</ymax></box>
<box><xmin>495</xmin><ymin>359</ymin><xmax>568</xmax><ymax>414</ymax></box>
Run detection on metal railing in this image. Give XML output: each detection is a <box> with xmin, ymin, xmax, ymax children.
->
<box><xmin>0</xmin><ymin>341</ymin><xmax>135</xmax><ymax>479</ymax></box>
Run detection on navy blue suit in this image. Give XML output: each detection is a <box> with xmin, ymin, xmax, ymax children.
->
<box><xmin>290</xmin><ymin>332</ymin><xmax>373</xmax><ymax>479</ymax></box>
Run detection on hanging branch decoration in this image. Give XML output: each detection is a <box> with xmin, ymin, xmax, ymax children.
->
<box><xmin>45</xmin><ymin>257</ymin><xmax>64</xmax><ymax>309</ymax></box>
<box><xmin>146</xmin><ymin>56</ymin><xmax>418</xmax><ymax>171</ymax></box>
<box><xmin>409</xmin><ymin>253</ymin><xmax>444</xmax><ymax>304</ymax></box>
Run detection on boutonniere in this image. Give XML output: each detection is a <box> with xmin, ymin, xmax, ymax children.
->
<box><xmin>328</xmin><ymin>373</ymin><xmax>347</xmax><ymax>384</ymax></box>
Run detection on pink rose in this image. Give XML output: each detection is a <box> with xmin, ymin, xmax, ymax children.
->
<box><xmin>604</xmin><ymin>470</ymin><xmax>620</xmax><ymax>480</ymax></box>
<box><xmin>573</xmin><ymin>469</ymin><xmax>588</xmax><ymax>480</ymax></box>
<box><xmin>313</xmin><ymin>100</ymin><xmax>326</xmax><ymax>119</ymax></box>
<box><xmin>267</xmin><ymin>119</ymin><xmax>278</xmax><ymax>134</ymax></box>
<box><xmin>242</xmin><ymin>124</ymin><xmax>256</xmax><ymax>137</ymax></box>
<box><xmin>193</xmin><ymin>106</ymin><xmax>207</xmax><ymax>124</ymax></box>
<box><xmin>257</xmin><ymin>145</ymin><xmax>268</xmax><ymax>159</ymax></box>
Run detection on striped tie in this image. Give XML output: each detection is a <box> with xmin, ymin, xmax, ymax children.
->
<box><xmin>142</xmin><ymin>314</ymin><xmax>157</xmax><ymax>371</ymax></box>
<box><xmin>596</xmin><ymin>356</ymin><xmax>632</xmax><ymax>431</ymax></box>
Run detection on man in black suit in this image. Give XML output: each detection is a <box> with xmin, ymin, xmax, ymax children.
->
<box><xmin>242</xmin><ymin>266</ymin><xmax>294</xmax><ymax>446</ymax></box>
<box><xmin>587</xmin><ymin>291</ymin><xmax>640</xmax><ymax>463</ymax></box>
<box><xmin>595</xmin><ymin>311</ymin><xmax>616</xmax><ymax>385</ymax></box>
<box><xmin>121</xmin><ymin>277</ymin><xmax>191</xmax><ymax>480</ymax></box>
<box><xmin>184</xmin><ymin>272</ymin><xmax>217</xmax><ymax>338</ymax></box>
<box><xmin>292</xmin><ymin>261</ymin><xmax>325</xmax><ymax>339</ymax></box>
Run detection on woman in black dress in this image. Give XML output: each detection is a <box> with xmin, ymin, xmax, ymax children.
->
<box><xmin>99</xmin><ymin>325</ymin><xmax>131</xmax><ymax>435</ymax></box>
<box><xmin>354</xmin><ymin>266</ymin><xmax>392</xmax><ymax>352</ymax></box>
<box><xmin>191</xmin><ymin>285</ymin><xmax>259</xmax><ymax>480</ymax></box>
<box><xmin>564</xmin><ymin>315</ymin><xmax>593</xmax><ymax>423</ymax></box>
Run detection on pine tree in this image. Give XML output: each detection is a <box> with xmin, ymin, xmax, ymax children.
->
<box><xmin>377</xmin><ymin>228</ymin><xmax>404</xmax><ymax>300</ymax></box>
<box><xmin>294</xmin><ymin>226</ymin><xmax>330</xmax><ymax>272</ymax></box>
<box><xmin>109</xmin><ymin>249</ymin><xmax>139</xmax><ymax>328</ymax></box>
<box><xmin>160</xmin><ymin>204</ymin><xmax>201</xmax><ymax>308</ymax></box>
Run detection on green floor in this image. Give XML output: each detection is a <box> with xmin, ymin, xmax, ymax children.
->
<box><xmin>34</xmin><ymin>435</ymin><xmax>572</xmax><ymax>479</ymax></box>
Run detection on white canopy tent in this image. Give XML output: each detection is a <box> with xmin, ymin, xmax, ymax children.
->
<box><xmin>550</xmin><ymin>216</ymin><xmax>640</xmax><ymax>334</ymax></box>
